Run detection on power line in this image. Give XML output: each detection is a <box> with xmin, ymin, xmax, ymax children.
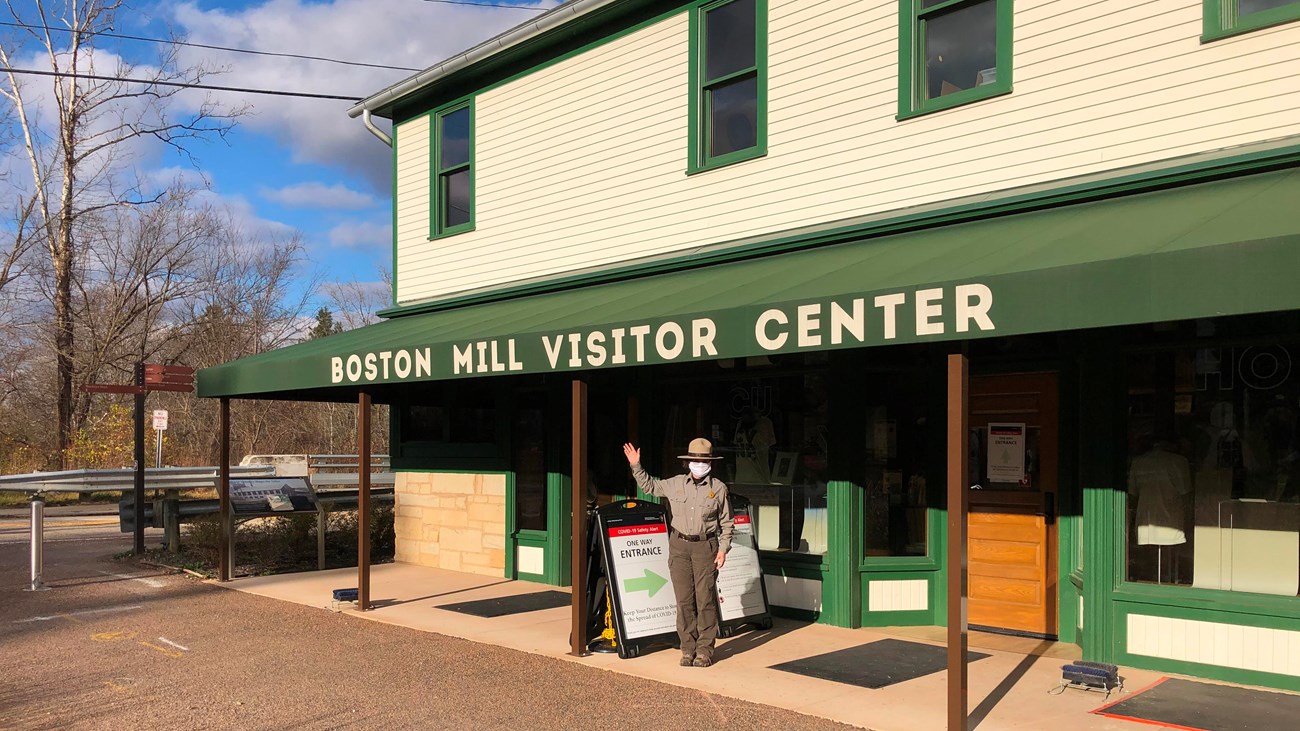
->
<box><xmin>422</xmin><ymin>0</ymin><xmax>547</xmax><ymax>10</ymax></box>
<box><xmin>2</xmin><ymin>67</ymin><xmax>362</xmax><ymax>101</ymax></box>
<box><xmin>0</xmin><ymin>21</ymin><xmax>421</xmax><ymax>72</ymax></box>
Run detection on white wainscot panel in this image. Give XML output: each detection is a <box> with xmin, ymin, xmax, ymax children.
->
<box><xmin>1126</xmin><ymin>614</ymin><xmax>1300</xmax><ymax>677</ymax></box>
<box><xmin>867</xmin><ymin>579</ymin><xmax>929</xmax><ymax>612</ymax></box>
<box><xmin>763</xmin><ymin>575</ymin><xmax>822</xmax><ymax>612</ymax></box>
<box><xmin>517</xmin><ymin>545</ymin><xmax>545</xmax><ymax>576</ymax></box>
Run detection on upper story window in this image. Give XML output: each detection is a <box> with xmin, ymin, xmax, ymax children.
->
<box><xmin>1204</xmin><ymin>0</ymin><xmax>1300</xmax><ymax>41</ymax></box>
<box><xmin>688</xmin><ymin>0</ymin><xmax>767</xmax><ymax>173</ymax></box>
<box><xmin>430</xmin><ymin>100</ymin><xmax>474</xmax><ymax>238</ymax></box>
<box><xmin>898</xmin><ymin>0</ymin><xmax>1013</xmax><ymax>120</ymax></box>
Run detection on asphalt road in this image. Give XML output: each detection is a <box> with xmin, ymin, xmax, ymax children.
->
<box><xmin>0</xmin><ymin>505</ymin><xmax>145</xmax><ymax>547</ymax></box>
<box><xmin>0</xmin><ymin>533</ymin><xmax>857</xmax><ymax>730</ymax></box>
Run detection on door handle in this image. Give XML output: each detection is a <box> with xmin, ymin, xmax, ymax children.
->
<box><xmin>1043</xmin><ymin>493</ymin><xmax>1056</xmax><ymax>525</ymax></box>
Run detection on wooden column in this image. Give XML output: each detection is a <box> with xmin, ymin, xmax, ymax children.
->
<box><xmin>947</xmin><ymin>354</ymin><xmax>970</xmax><ymax>731</ymax></box>
<box><xmin>218</xmin><ymin>398</ymin><xmax>231</xmax><ymax>582</ymax></box>
<box><xmin>569</xmin><ymin>379</ymin><xmax>589</xmax><ymax>657</ymax></box>
<box><xmin>358</xmin><ymin>391</ymin><xmax>372</xmax><ymax>611</ymax></box>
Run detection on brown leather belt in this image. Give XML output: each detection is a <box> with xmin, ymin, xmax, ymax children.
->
<box><xmin>671</xmin><ymin>529</ymin><xmax>715</xmax><ymax>543</ymax></box>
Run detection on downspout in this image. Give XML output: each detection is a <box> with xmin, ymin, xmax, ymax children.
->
<box><xmin>362</xmin><ymin>108</ymin><xmax>392</xmax><ymax>147</ymax></box>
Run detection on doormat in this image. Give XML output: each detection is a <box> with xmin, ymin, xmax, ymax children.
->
<box><xmin>436</xmin><ymin>590</ymin><xmax>571</xmax><ymax>618</ymax></box>
<box><xmin>1092</xmin><ymin>677</ymin><xmax>1300</xmax><ymax>731</ymax></box>
<box><xmin>770</xmin><ymin>638</ymin><xmax>990</xmax><ymax>689</ymax></box>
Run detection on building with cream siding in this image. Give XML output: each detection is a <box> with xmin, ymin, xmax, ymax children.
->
<box><xmin>202</xmin><ymin>0</ymin><xmax>1300</xmax><ymax>693</ymax></box>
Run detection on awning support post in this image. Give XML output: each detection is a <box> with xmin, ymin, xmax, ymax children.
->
<box><xmin>358</xmin><ymin>391</ymin><xmax>372</xmax><ymax>611</ymax></box>
<box><xmin>947</xmin><ymin>354</ymin><xmax>970</xmax><ymax>731</ymax></box>
<box><xmin>218</xmin><ymin>398</ymin><xmax>231</xmax><ymax>582</ymax></box>
<box><xmin>569</xmin><ymin>379</ymin><xmax>589</xmax><ymax>657</ymax></box>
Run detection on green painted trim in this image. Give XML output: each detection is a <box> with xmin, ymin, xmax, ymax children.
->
<box><xmin>1078</xmin><ymin>335</ymin><xmax>1127</xmax><ymax>664</ymax></box>
<box><xmin>1113</xmin><ymin>583</ymin><xmax>1300</xmax><ymax>620</ymax></box>
<box><xmin>1112</xmin><ymin>600</ymin><xmax>1300</xmax><ymax>692</ymax></box>
<box><xmin>823</xmin><ymin>480</ymin><xmax>862</xmax><ymax>628</ymax></box>
<box><xmin>897</xmin><ymin>0</ymin><xmax>1014</xmax><ymax>121</ymax></box>
<box><xmin>1056</xmin><ymin>357</ymin><xmax>1082</xmax><ymax>645</ymax></box>
<box><xmin>379</xmin><ymin>141</ymin><xmax>1300</xmax><ymax>320</ymax></box>
<box><xmin>547</xmin><ymin>471</ymin><xmax>570</xmax><ymax>586</ymax></box>
<box><xmin>1203</xmin><ymin>0</ymin><xmax>1300</xmax><ymax>42</ymax></box>
<box><xmin>428</xmin><ymin>97</ymin><xmax>476</xmax><ymax>240</ymax></box>
<box><xmin>861</xmin><ymin>556</ymin><xmax>941</xmax><ymax>572</ymax></box>
<box><xmin>686</xmin><ymin>0</ymin><xmax>768</xmax><ymax>174</ymax></box>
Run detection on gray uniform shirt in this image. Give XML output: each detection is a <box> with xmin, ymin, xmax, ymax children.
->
<box><xmin>631</xmin><ymin>462</ymin><xmax>734</xmax><ymax>553</ymax></box>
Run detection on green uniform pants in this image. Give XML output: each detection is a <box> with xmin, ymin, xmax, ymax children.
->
<box><xmin>669</xmin><ymin>533</ymin><xmax>720</xmax><ymax>660</ymax></box>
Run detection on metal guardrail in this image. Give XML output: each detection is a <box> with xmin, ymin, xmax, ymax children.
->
<box><xmin>0</xmin><ymin>465</ymin><xmax>276</xmax><ymax>493</ymax></box>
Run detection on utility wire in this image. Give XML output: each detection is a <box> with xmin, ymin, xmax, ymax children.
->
<box><xmin>422</xmin><ymin>0</ymin><xmax>547</xmax><ymax>10</ymax></box>
<box><xmin>2</xmin><ymin>67</ymin><xmax>362</xmax><ymax>101</ymax></box>
<box><xmin>0</xmin><ymin>20</ymin><xmax>421</xmax><ymax>72</ymax></box>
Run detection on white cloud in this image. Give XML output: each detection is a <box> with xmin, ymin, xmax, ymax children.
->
<box><xmin>261</xmin><ymin>181</ymin><xmax>376</xmax><ymax>209</ymax></box>
<box><xmin>328</xmin><ymin>220</ymin><xmax>391</xmax><ymax>250</ymax></box>
<box><xmin>168</xmin><ymin>0</ymin><xmax>559</xmax><ymax>191</ymax></box>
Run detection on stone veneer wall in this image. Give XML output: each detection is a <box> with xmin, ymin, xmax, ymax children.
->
<box><xmin>393</xmin><ymin>472</ymin><xmax>506</xmax><ymax>577</ymax></box>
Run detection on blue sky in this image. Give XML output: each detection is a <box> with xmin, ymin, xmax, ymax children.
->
<box><xmin>3</xmin><ymin>0</ymin><xmax>556</xmax><ymax>314</ymax></box>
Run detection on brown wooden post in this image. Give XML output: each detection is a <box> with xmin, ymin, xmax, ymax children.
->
<box><xmin>947</xmin><ymin>354</ymin><xmax>970</xmax><ymax>731</ymax></box>
<box><xmin>218</xmin><ymin>397</ymin><xmax>231</xmax><ymax>582</ymax></box>
<box><xmin>570</xmin><ymin>379</ymin><xmax>589</xmax><ymax>657</ymax></box>
<box><xmin>358</xmin><ymin>391</ymin><xmax>372</xmax><ymax>611</ymax></box>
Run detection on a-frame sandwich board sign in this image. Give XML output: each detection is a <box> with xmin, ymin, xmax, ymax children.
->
<box><xmin>717</xmin><ymin>493</ymin><xmax>773</xmax><ymax>637</ymax></box>
<box><xmin>596</xmin><ymin>499</ymin><xmax>678</xmax><ymax>658</ymax></box>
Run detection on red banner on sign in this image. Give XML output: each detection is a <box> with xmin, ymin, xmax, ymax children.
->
<box><xmin>607</xmin><ymin>524</ymin><xmax>667</xmax><ymax>538</ymax></box>
<box><xmin>734</xmin><ymin>514</ymin><xmax>751</xmax><ymax>525</ymax></box>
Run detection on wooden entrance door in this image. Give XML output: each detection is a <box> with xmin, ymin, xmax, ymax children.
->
<box><xmin>967</xmin><ymin>372</ymin><xmax>1059</xmax><ymax>638</ymax></box>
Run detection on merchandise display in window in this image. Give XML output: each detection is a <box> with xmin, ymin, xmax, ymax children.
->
<box><xmin>1126</xmin><ymin>343</ymin><xmax>1300</xmax><ymax>596</ymax></box>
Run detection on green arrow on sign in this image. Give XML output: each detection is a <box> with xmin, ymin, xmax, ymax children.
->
<box><xmin>623</xmin><ymin>569</ymin><xmax>668</xmax><ymax>598</ymax></box>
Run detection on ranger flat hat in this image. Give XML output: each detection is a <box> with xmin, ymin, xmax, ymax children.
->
<box><xmin>678</xmin><ymin>437</ymin><xmax>724</xmax><ymax>461</ymax></box>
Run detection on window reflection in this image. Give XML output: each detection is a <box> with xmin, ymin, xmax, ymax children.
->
<box><xmin>709</xmin><ymin>76</ymin><xmax>758</xmax><ymax>157</ymax></box>
<box><xmin>923</xmin><ymin>0</ymin><xmax>998</xmax><ymax>100</ymax></box>
<box><xmin>863</xmin><ymin>359</ymin><xmax>933</xmax><ymax>557</ymax></box>
<box><xmin>1240</xmin><ymin>0</ymin><xmax>1293</xmax><ymax>14</ymax></box>
<box><xmin>705</xmin><ymin>0</ymin><xmax>756</xmax><ymax>80</ymax></box>
<box><xmin>657</xmin><ymin>361</ymin><xmax>829</xmax><ymax>555</ymax></box>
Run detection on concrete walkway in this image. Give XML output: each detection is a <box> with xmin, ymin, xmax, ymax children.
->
<box><xmin>221</xmin><ymin>563</ymin><xmax>1167</xmax><ymax>731</ymax></box>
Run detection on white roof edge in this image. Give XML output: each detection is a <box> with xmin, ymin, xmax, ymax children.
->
<box><xmin>347</xmin><ymin>0</ymin><xmax>624</xmax><ymax>119</ymax></box>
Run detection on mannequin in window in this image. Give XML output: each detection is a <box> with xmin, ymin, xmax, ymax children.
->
<box><xmin>1129</xmin><ymin>431</ymin><xmax>1192</xmax><ymax>582</ymax></box>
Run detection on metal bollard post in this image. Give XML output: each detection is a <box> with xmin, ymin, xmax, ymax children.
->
<box><xmin>28</xmin><ymin>494</ymin><xmax>48</xmax><ymax>591</ymax></box>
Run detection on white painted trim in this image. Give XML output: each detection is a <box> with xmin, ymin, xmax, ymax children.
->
<box><xmin>867</xmin><ymin>579</ymin><xmax>929</xmax><ymax>612</ymax></box>
<box><xmin>518</xmin><ymin>545</ymin><xmax>545</xmax><ymax>576</ymax></box>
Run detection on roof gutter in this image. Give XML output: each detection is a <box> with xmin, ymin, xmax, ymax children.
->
<box><xmin>346</xmin><ymin>0</ymin><xmax>624</xmax><ymax>123</ymax></box>
<box><xmin>361</xmin><ymin>108</ymin><xmax>392</xmax><ymax>147</ymax></box>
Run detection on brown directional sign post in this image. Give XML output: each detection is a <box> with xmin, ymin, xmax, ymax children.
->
<box><xmin>82</xmin><ymin>362</ymin><xmax>195</xmax><ymax>554</ymax></box>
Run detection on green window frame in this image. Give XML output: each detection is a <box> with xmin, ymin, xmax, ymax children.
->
<box><xmin>687</xmin><ymin>0</ymin><xmax>768</xmax><ymax>174</ymax></box>
<box><xmin>1203</xmin><ymin>0</ymin><xmax>1300</xmax><ymax>41</ymax></box>
<box><xmin>897</xmin><ymin>0</ymin><xmax>1014</xmax><ymax>120</ymax></box>
<box><xmin>429</xmin><ymin>99</ymin><xmax>475</xmax><ymax>239</ymax></box>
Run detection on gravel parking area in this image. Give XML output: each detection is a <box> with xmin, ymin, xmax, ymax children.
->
<box><xmin>0</xmin><ymin>538</ymin><xmax>857</xmax><ymax>731</ymax></box>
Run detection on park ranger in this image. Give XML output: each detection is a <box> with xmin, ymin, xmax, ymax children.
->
<box><xmin>623</xmin><ymin>438</ymin><xmax>734</xmax><ymax>667</ymax></box>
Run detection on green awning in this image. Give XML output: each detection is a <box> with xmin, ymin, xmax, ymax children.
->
<box><xmin>199</xmin><ymin>168</ymin><xmax>1300</xmax><ymax>399</ymax></box>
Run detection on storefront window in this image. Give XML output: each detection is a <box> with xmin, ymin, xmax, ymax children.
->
<box><xmin>513</xmin><ymin>391</ymin><xmax>546</xmax><ymax>532</ymax></box>
<box><xmin>863</xmin><ymin>362</ymin><xmax>933</xmax><ymax>558</ymax></box>
<box><xmin>656</xmin><ymin>358</ymin><xmax>829</xmax><ymax>555</ymax></box>
<box><xmin>1126</xmin><ymin>343</ymin><xmax>1300</xmax><ymax>597</ymax></box>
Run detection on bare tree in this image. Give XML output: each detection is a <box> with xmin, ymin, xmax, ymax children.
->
<box><xmin>0</xmin><ymin>0</ymin><xmax>243</xmax><ymax>466</ymax></box>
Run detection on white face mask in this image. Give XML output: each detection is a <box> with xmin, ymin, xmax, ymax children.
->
<box><xmin>688</xmin><ymin>461</ymin><xmax>712</xmax><ymax>478</ymax></box>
